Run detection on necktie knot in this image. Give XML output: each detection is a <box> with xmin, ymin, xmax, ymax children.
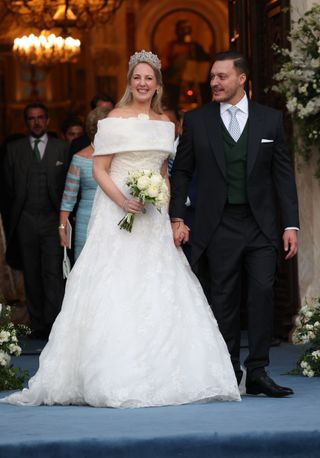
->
<box><xmin>228</xmin><ymin>106</ymin><xmax>239</xmax><ymax>115</ymax></box>
<box><xmin>227</xmin><ymin>106</ymin><xmax>241</xmax><ymax>142</ymax></box>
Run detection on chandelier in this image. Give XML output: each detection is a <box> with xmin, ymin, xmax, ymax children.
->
<box><xmin>6</xmin><ymin>0</ymin><xmax>124</xmax><ymax>65</ymax></box>
<box><xmin>3</xmin><ymin>0</ymin><xmax>124</xmax><ymax>30</ymax></box>
<box><xmin>13</xmin><ymin>30</ymin><xmax>81</xmax><ymax>66</ymax></box>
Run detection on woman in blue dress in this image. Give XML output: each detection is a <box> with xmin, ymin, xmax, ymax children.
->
<box><xmin>59</xmin><ymin>106</ymin><xmax>110</xmax><ymax>259</ymax></box>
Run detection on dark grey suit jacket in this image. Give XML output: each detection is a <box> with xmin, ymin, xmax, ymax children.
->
<box><xmin>4</xmin><ymin>136</ymin><xmax>70</xmax><ymax>269</ymax></box>
<box><xmin>169</xmin><ymin>101</ymin><xmax>299</xmax><ymax>267</ymax></box>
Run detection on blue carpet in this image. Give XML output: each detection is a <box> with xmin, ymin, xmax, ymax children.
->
<box><xmin>1</xmin><ymin>342</ymin><xmax>320</xmax><ymax>458</ymax></box>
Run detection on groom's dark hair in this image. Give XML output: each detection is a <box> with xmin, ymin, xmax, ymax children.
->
<box><xmin>213</xmin><ymin>51</ymin><xmax>250</xmax><ymax>78</ymax></box>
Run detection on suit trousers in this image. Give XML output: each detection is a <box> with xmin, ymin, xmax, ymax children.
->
<box><xmin>16</xmin><ymin>210</ymin><xmax>65</xmax><ymax>332</ymax></box>
<box><xmin>203</xmin><ymin>204</ymin><xmax>277</xmax><ymax>382</ymax></box>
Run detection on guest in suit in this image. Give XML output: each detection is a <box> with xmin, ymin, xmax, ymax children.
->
<box><xmin>61</xmin><ymin>116</ymin><xmax>84</xmax><ymax>144</ymax></box>
<box><xmin>170</xmin><ymin>51</ymin><xmax>299</xmax><ymax>397</ymax></box>
<box><xmin>4</xmin><ymin>102</ymin><xmax>70</xmax><ymax>339</ymax></box>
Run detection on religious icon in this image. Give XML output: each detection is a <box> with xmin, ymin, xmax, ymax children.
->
<box><xmin>153</xmin><ymin>11</ymin><xmax>214</xmax><ymax>109</ymax></box>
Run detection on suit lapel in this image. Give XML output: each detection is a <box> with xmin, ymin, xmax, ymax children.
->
<box><xmin>42</xmin><ymin>137</ymin><xmax>56</xmax><ymax>167</ymax></box>
<box><xmin>247</xmin><ymin>101</ymin><xmax>264</xmax><ymax>177</ymax></box>
<box><xmin>23</xmin><ymin>138</ymin><xmax>34</xmax><ymax>169</ymax></box>
<box><xmin>203</xmin><ymin>102</ymin><xmax>226</xmax><ymax>177</ymax></box>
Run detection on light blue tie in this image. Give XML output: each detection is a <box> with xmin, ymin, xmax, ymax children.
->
<box><xmin>227</xmin><ymin>106</ymin><xmax>241</xmax><ymax>142</ymax></box>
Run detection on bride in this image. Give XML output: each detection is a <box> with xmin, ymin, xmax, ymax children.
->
<box><xmin>0</xmin><ymin>51</ymin><xmax>240</xmax><ymax>407</ymax></box>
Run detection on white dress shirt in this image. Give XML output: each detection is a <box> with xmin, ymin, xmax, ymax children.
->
<box><xmin>29</xmin><ymin>134</ymin><xmax>48</xmax><ymax>160</ymax></box>
<box><xmin>220</xmin><ymin>92</ymin><xmax>248</xmax><ymax>134</ymax></box>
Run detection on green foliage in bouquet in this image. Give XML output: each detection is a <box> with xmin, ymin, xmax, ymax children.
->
<box><xmin>0</xmin><ymin>303</ymin><xmax>30</xmax><ymax>391</ymax></box>
<box><xmin>291</xmin><ymin>297</ymin><xmax>320</xmax><ymax>377</ymax></box>
<box><xmin>272</xmin><ymin>5</ymin><xmax>320</xmax><ymax>177</ymax></box>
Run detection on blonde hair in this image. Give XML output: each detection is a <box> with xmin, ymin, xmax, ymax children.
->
<box><xmin>117</xmin><ymin>61</ymin><xmax>164</xmax><ymax>114</ymax></box>
<box><xmin>85</xmin><ymin>106</ymin><xmax>111</xmax><ymax>141</ymax></box>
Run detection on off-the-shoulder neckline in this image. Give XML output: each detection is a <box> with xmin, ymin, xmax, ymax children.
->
<box><xmin>104</xmin><ymin>116</ymin><xmax>174</xmax><ymax>125</ymax></box>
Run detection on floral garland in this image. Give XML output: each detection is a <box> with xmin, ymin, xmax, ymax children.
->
<box><xmin>272</xmin><ymin>5</ymin><xmax>320</xmax><ymax>177</ymax></box>
<box><xmin>0</xmin><ymin>302</ymin><xmax>30</xmax><ymax>391</ymax></box>
<box><xmin>291</xmin><ymin>297</ymin><xmax>320</xmax><ymax>377</ymax></box>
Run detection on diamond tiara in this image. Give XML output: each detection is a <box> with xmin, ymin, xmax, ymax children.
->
<box><xmin>129</xmin><ymin>50</ymin><xmax>161</xmax><ymax>71</ymax></box>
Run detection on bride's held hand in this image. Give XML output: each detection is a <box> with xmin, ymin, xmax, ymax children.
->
<box><xmin>122</xmin><ymin>198</ymin><xmax>145</xmax><ymax>214</ymax></box>
<box><xmin>171</xmin><ymin>220</ymin><xmax>190</xmax><ymax>246</ymax></box>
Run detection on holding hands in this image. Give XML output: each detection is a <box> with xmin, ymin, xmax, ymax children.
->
<box><xmin>171</xmin><ymin>219</ymin><xmax>190</xmax><ymax>247</ymax></box>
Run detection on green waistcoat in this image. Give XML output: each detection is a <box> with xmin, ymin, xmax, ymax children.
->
<box><xmin>222</xmin><ymin>121</ymin><xmax>249</xmax><ymax>204</ymax></box>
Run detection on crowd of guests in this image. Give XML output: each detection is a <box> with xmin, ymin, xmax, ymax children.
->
<box><xmin>0</xmin><ymin>93</ymin><xmax>183</xmax><ymax>340</ymax></box>
<box><xmin>0</xmin><ymin>94</ymin><xmax>116</xmax><ymax>339</ymax></box>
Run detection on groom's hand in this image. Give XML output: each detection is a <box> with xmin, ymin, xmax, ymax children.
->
<box><xmin>171</xmin><ymin>219</ymin><xmax>190</xmax><ymax>246</ymax></box>
<box><xmin>283</xmin><ymin>229</ymin><xmax>298</xmax><ymax>260</ymax></box>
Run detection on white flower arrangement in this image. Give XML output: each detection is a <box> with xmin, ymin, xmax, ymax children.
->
<box><xmin>291</xmin><ymin>296</ymin><xmax>320</xmax><ymax>377</ymax></box>
<box><xmin>118</xmin><ymin>170</ymin><xmax>169</xmax><ymax>232</ymax></box>
<box><xmin>0</xmin><ymin>302</ymin><xmax>30</xmax><ymax>390</ymax></box>
<box><xmin>272</xmin><ymin>5</ymin><xmax>320</xmax><ymax>177</ymax></box>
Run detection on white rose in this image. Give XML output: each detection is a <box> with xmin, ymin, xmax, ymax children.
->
<box><xmin>146</xmin><ymin>184</ymin><xmax>160</xmax><ymax>198</ymax></box>
<box><xmin>314</xmin><ymin>321</ymin><xmax>320</xmax><ymax>328</ymax></box>
<box><xmin>137</xmin><ymin>176</ymin><xmax>151</xmax><ymax>190</ymax></box>
<box><xmin>306</xmin><ymin>324</ymin><xmax>314</xmax><ymax>330</ymax></box>
<box><xmin>150</xmin><ymin>174</ymin><xmax>163</xmax><ymax>185</ymax></box>
<box><xmin>307</xmin><ymin>370</ymin><xmax>315</xmax><ymax>377</ymax></box>
<box><xmin>311</xmin><ymin>350</ymin><xmax>320</xmax><ymax>359</ymax></box>
<box><xmin>0</xmin><ymin>350</ymin><xmax>11</xmax><ymax>367</ymax></box>
<box><xmin>9</xmin><ymin>343</ymin><xmax>22</xmax><ymax>356</ymax></box>
<box><xmin>0</xmin><ymin>330</ymin><xmax>10</xmax><ymax>344</ymax></box>
<box><xmin>300</xmin><ymin>360</ymin><xmax>308</xmax><ymax>368</ymax></box>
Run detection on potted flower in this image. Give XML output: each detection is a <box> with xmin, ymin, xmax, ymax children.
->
<box><xmin>291</xmin><ymin>297</ymin><xmax>320</xmax><ymax>377</ymax></box>
<box><xmin>0</xmin><ymin>302</ymin><xmax>30</xmax><ymax>390</ymax></box>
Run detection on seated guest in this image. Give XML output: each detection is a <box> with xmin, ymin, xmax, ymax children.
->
<box><xmin>69</xmin><ymin>94</ymin><xmax>115</xmax><ymax>155</ymax></box>
<box><xmin>59</xmin><ymin>106</ymin><xmax>110</xmax><ymax>260</ymax></box>
<box><xmin>61</xmin><ymin>117</ymin><xmax>84</xmax><ymax>144</ymax></box>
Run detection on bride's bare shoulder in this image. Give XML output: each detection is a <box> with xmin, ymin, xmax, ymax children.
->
<box><xmin>107</xmin><ymin>108</ymin><xmax>130</xmax><ymax>118</ymax></box>
<box><xmin>155</xmin><ymin>113</ymin><xmax>171</xmax><ymax>123</ymax></box>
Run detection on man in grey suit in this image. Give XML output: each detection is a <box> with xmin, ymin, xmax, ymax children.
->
<box><xmin>4</xmin><ymin>102</ymin><xmax>70</xmax><ymax>338</ymax></box>
<box><xmin>170</xmin><ymin>51</ymin><xmax>299</xmax><ymax>397</ymax></box>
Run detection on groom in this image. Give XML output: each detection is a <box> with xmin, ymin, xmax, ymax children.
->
<box><xmin>169</xmin><ymin>51</ymin><xmax>299</xmax><ymax>397</ymax></box>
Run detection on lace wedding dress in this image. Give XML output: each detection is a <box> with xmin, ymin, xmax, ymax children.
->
<box><xmin>1</xmin><ymin>118</ymin><xmax>240</xmax><ymax>407</ymax></box>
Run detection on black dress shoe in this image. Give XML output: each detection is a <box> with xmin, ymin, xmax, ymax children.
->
<box><xmin>246</xmin><ymin>373</ymin><xmax>294</xmax><ymax>397</ymax></box>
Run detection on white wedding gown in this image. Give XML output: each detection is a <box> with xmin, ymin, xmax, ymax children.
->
<box><xmin>1</xmin><ymin>118</ymin><xmax>240</xmax><ymax>407</ymax></box>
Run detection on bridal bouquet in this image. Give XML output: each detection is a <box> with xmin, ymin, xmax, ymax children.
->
<box><xmin>0</xmin><ymin>302</ymin><xmax>30</xmax><ymax>390</ymax></box>
<box><xmin>118</xmin><ymin>170</ymin><xmax>169</xmax><ymax>232</ymax></box>
<box><xmin>291</xmin><ymin>297</ymin><xmax>320</xmax><ymax>377</ymax></box>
